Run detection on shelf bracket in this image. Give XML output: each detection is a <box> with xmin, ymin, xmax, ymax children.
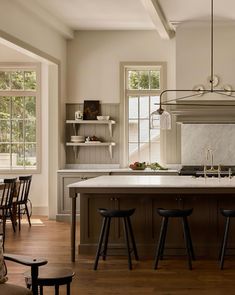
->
<box><xmin>108</xmin><ymin>145</ymin><xmax>113</xmax><ymax>159</ymax></box>
<box><xmin>108</xmin><ymin>122</ymin><xmax>113</xmax><ymax>138</ymax></box>
<box><xmin>73</xmin><ymin>146</ymin><xmax>79</xmax><ymax>158</ymax></box>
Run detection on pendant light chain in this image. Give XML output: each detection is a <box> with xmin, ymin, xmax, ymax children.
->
<box><xmin>210</xmin><ymin>0</ymin><xmax>214</xmax><ymax>92</ymax></box>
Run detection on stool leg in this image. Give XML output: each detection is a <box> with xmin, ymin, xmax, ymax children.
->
<box><xmin>40</xmin><ymin>285</ymin><xmax>43</xmax><ymax>295</ymax></box>
<box><xmin>182</xmin><ymin>217</ymin><xmax>192</xmax><ymax>270</ymax></box>
<box><xmin>55</xmin><ymin>285</ymin><xmax>59</xmax><ymax>295</ymax></box>
<box><xmin>103</xmin><ymin>217</ymin><xmax>111</xmax><ymax>260</ymax></box>
<box><xmin>184</xmin><ymin>217</ymin><xmax>195</xmax><ymax>260</ymax></box>
<box><xmin>123</xmin><ymin>217</ymin><xmax>132</xmax><ymax>270</ymax></box>
<box><xmin>220</xmin><ymin>217</ymin><xmax>230</xmax><ymax>270</ymax></box>
<box><xmin>94</xmin><ymin>217</ymin><xmax>108</xmax><ymax>270</ymax></box>
<box><xmin>154</xmin><ymin>217</ymin><xmax>168</xmax><ymax>269</ymax></box>
<box><xmin>160</xmin><ymin>217</ymin><xmax>168</xmax><ymax>260</ymax></box>
<box><xmin>67</xmin><ymin>282</ymin><xmax>71</xmax><ymax>295</ymax></box>
<box><xmin>127</xmin><ymin>216</ymin><xmax>139</xmax><ymax>260</ymax></box>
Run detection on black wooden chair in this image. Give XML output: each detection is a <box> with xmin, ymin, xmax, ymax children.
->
<box><xmin>15</xmin><ymin>176</ymin><xmax>32</xmax><ymax>231</ymax></box>
<box><xmin>0</xmin><ymin>178</ymin><xmax>17</xmax><ymax>246</ymax></box>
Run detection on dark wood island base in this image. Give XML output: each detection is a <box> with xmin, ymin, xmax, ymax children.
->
<box><xmin>68</xmin><ymin>176</ymin><xmax>235</xmax><ymax>262</ymax></box>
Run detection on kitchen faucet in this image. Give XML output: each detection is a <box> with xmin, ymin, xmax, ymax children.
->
<box><xmin>206</xmin><ymin>148</ymin><xmax>215</xmax><ymax>171</ymax></box>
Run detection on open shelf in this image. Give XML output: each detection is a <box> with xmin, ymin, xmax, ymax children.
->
<box><xmin>66</xmin><ymin>142</ymin><xmax>116</xmax><ymax>158</ymax></box>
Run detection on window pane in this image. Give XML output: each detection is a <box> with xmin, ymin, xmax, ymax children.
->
<box><xmin>24</xmin><ymin>71</ymin><xmax>36</xmax><ymax>90</ymax></box>
<box><xmin>140</xmin><ymin>120</ymin><xmax>149</xmax><ymax>142</ymax></box>
<box><xmin>25</xmin><ymin>144</ymin><xmax>36</xmax><ymax>167</ymax></box>
<box><xmin>128</xmin><ymin>96</ymin><xmax>138</xmax><ymax>119</ymax></box>
<box><xmin>25</xmin><ymin>120</ymin><xmax>36</xmax><ymax>142</ymax></box>
<box><xmin>139</xmin><ymin>71</ymin><xmax>149</xmax><ymax>89</ymax></box>
<box><xmin>150</xmin><ymin>96</ymin><xmax>160</xmax><ymax>113</ymax></box>
<box><xmin>25</xmin><ymin>96</ymin><xmax>36</xmax><ymax>118</ymax></box>
<box><xmin>0</xmin><ymin>72</ymin><xmax>10</xmax><ymax>90</ymax></box>
<box><xmin>150</xmin><ymin>142</ymin><xmax>160</xmax><ymax>162</ymax></box>
<box><xmin>12</xmin><ymin>97</ymin><xmax>24</xmax><ymax>119</ymax></box>
<box><xmin>129</xmin><ymin>120</ymin><xmax>138</xmax><ymax>142</ymax></box>
<box><xmin>129</xmin><ymin>143</ymin><xmax>138</xmax><ymax>163</ymax></box>
<box><xmin>0</xmin><ymin>120</ymin><xmax>10</xmax><ymax>141</ymax></box>
<box><xmin>150</xmin><ymin>70</ymin><xmax>160</xmax><ymax>90</ymax></box>
<box><xmin>12</xmin><ymin>120</ymin><xmax>24</xmax><ymax>142</ymax></box>
<box><xmin>11</xmin><ymin>71</ymin><xmax>24</xmax><ymax>90</ymax></box>
<box><xmin>0</xmin><ymin>145</ymin><xmax>10</xmax><ymax>167</ymax></box>
<box><xmin>139</xmin><ymin>142</ymin><xmax>150</xmax><ymax>163</ymax></box>
<box><xmin>140</xmin><ymin>96</ymin><xmax>149</xmax><ymax>119</ymax></box>
<box><xmin>12</xmin><ymin>144</ymin><xmax>24</xmax><ymax>168</ymax></box>
<box><xmin>128</xmin><ymin>71</ymin><xmax>139</xmax><ymax>90</ymax></box>
<box><xmin>0</xmin><ymin>97</ymin><xmax>10</xmax><ymax>119</ymax></box>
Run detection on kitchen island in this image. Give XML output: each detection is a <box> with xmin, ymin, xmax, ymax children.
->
<box><xmin>68</xmin><ymin>175</ymin><xmax>235</xmax><ymax>262</ymax></box>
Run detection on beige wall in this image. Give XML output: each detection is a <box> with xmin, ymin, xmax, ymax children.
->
<box><xmin>67</xmin><ymin>30</ymin><xmax>176</xmax><ymax>103</ymax></box>
<box><xmin>0</xmin><ymin>0</ymin><xmax>68</xmax><ymax>218</ymax></box>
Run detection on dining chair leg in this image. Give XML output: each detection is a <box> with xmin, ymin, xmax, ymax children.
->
<box><xmin>25</xmin><ymin>204</ymin><xmax>31</xmax><ymax>227</ymax></box>
<box><xmin>18</xmin><ymin>204</ymin><xmax>21</xmax><ymax>231</ymax></box>
<box><xmin>9</xmin><ymin>209</ymin><xmax>16</xmax><ymax>232</ymax></box>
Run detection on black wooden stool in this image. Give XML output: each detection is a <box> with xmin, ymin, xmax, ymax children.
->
<box><xmin>24</xmin><ymin>267</ymin><xmax>75</xmax><ymax>295</ymax></box>
<box><xmin>154</xmin><ymin>208</ymin><xmax>195</xmax><ymax>270</ymax></box>
<box><xmin>219</xmin><ymin>209</ymin><xmax>235</xmax><ymax>269</ymax></box>
<box><xmin>94</xmin><ymin>208</ymin><xmax>139</xmax><ymax>270</ymax></box>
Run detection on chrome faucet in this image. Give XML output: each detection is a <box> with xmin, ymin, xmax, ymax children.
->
<box><xmin>206</xmin><ymin>148</ymin><xmax>214</xmax><ymax>171</ymax></box>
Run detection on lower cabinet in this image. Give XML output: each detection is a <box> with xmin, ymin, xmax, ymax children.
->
<box><xmin>57</xmin><ymin>172</ymin><xmax>109</xmax><ymax>221</ymax></box>
<box><xmin>79</xmin><ymin>193</ymin><xmax>229</xmax><ymax>257</ymax></box>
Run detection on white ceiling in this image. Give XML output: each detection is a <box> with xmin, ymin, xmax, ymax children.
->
<box><xmin>31</xmin><ymin>0</ymin><xmax>235</xmax><ymax>31</ymax></box>
<box><xmin>13</xmin><ymin>0</ymin><xmax>235</xmax><ymax>41</ymax></box>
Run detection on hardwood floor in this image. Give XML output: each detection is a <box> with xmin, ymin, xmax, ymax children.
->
<box><xmin>4</xmin><ymin>216</ymin><xmax>235</xmax><ymax>294</ymax></box>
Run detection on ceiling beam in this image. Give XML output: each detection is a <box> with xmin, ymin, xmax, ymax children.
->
<box><xmin>14</xmin><ymin>0</ymin><xmax>74</xmax><ymax>39</ymax></box>
<box><xmin>141</xmin><ymin>0</ymin><xmax>175</xmax><ymax>39</ymax></box>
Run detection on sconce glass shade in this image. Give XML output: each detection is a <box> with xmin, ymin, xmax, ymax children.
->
<box><xmin>150</xmin><ymin>109</ymin><xmax>171</xmax><ymax>130</ymax></box>
<box><xmin>160</xmin><ymin>110</ymin><xmax>171</xmax><ymax>130</ymax></box>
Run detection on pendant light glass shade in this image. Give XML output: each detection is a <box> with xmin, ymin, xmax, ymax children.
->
<box><xmin>150</xmin><ymin>109</ymin><xmax>171</xmax><ymax>130</ymax></box>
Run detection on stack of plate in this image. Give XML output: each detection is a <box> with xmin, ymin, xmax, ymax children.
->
<box><xmin>71</xmin><ymin>135</ymin><xmax>85</xmax><ymax>143</ymax></box>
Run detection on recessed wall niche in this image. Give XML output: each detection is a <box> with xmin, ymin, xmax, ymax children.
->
<box><xmin>181</xmin><ymin>124</ymin><xmax>235</xmax><ymax>165</ymax></box>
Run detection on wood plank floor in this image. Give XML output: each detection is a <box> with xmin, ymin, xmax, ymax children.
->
<box><xmin>4</xmin><ymin>216</ymin><xmax>235</xmax><ymax>295</ymax></box>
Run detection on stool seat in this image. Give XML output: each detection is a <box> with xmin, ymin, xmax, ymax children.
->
<box><xmin>98</xmin><ymin>208</ymin><xmax>135</xmax><ymax>218</ymax></box>
<box><xmin>157</xmin><ymin>208</ymin><xmax>193</xmax><ymax>218</ymax></box>
<box><xmin>220</xmin><ymin>209</ymin><xmax>235</xmax><ymax>218</ymax></box>
<box><xmin>24</xmin><ymin>267</ymin><xmax>74</xmax><ymax>295</ymax></box>
<box><xmin>94</xmin><ymin>207</ymin><xmax>138</xmax><ymax>270</ymax></box>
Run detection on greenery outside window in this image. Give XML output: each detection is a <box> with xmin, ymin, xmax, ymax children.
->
<box><xmin>0</xmin><ymin>64</ymin><xmax>40</xmax><ymax>172</ymax></box>
<box><xmin>120</xmin><ymin>62</ymin><xmax>166</xmax><ymax>167</ymax></box>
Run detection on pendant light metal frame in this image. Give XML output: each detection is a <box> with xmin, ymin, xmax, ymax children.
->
<box><xmin>152</xmin><ymin>0</ymin><xmax>235</xmax><ymax>130</ymax></box>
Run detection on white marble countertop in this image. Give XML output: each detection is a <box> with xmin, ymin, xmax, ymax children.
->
<box><xmin>58</xmin><ymin>168</ymin><xmax>178</xmax><ymax>173</ymax></box>
<box><xmin>68</xmin><ymin>175</ymin><xmax>235</xmax><ymax>188</ymax></box>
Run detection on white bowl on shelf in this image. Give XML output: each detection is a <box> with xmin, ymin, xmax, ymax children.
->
<box><xmin>71</xmin><ymin>135</ymin><xmax>85</xmax><ymax>142</ymax></box>
<box><xmin>97</xmin><ymin>116</ymin><xmax>110</xmax><ymax>121</ymax></box>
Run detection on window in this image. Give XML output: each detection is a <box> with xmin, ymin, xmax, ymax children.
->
<box><xmin>121</xmin><ymin>62</ymin><xmax>166</xmax><ymax>166</ymax></box>
<box><xmin>0</xmin><ymin>64</ymin><xmax>40</xmax><ymax>171</ymax></box>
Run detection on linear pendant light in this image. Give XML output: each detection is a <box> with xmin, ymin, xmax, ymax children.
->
<box><xmin>151</xmin><ymin>0</ymin><xmax>235</xmax><ymax>130</ymax></box>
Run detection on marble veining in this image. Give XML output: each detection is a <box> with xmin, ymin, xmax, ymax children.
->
<box><xmin>181</xmin><ymin>124</ymin><xmax>235</xmax><ymax>165</ymax></box>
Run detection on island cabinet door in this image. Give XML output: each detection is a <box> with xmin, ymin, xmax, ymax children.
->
<box><xmin>151</xmin><ymin>196</ymin><xmax>185</xmax><ymax>253</ymax></box>
<box><xmin>182</xmin><ymin>196</ymin><xmax>217</xmax><ymax>257</ymax></box>
<box><xmin>80</xmin><ymin>194</ymin><xmax>147</xmax><ymax>253</ymax></box>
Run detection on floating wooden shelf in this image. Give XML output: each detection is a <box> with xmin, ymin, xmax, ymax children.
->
<box><xmin>66</xmin><ymin>120</ymin><xmax>116</xmax><ymax>137</ymax></box>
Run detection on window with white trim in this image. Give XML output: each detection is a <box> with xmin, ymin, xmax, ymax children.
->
<box><xmin>123</xmin><ymin>63</ymin><xmax>166</xmax><ymax>165</ymax></box>
<box><xmin>0</xmin><ymin>64</ymin><xmax>40</xmax><ymax>171</ymax></box>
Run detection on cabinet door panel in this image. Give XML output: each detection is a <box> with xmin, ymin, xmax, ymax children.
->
<box><xmin>63</xmin><ymin>177</ymin><xmax>82</xmax><ymax>214</ymax></box>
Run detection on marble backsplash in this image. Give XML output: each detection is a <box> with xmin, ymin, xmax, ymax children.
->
<box><xmin>181</xmin><ymin>124</ymin><xmax>235</xmax><ymax>165</ymax></box>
